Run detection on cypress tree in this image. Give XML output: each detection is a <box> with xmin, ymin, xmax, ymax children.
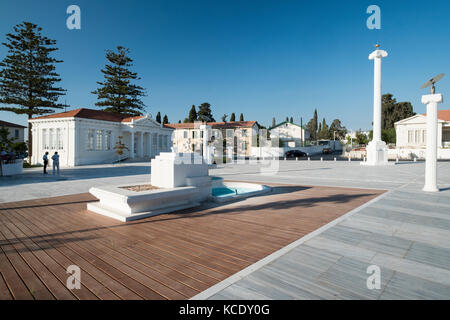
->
<box><xmin>239</xmin><ymin>113</ymin><xmax>244</xmax><ymax>121</ymax></box>
<box><xmin>0</xmin><ymin>22</ymin><xmax>66</xmax><ymax>161</ymax></box>
<box><xmin>230</xmin><ymin>113</ymin><xmax>236</xmax><ymax>122</ymax></box>
<box><xmin>272</xmin><ymin>117</ymin><xmax>276</xmax><ymax>127</ymax></box>
<box><xmin>290</xmin><ymin>117</ymin><xmax>293</xmax><ymax>123</ymax></box>
<box><xmin>156</xmin><ymin>111</ymin><xmax>161</xmax><ymax>123</ymax></box>
<box><xmin>163</xmin><ymin>114</ymin><xmax>168</xmax><ymax>124</ymax></box>
<box><xmin>92</xmin><ymin>46</ymin><xmax>146</xmax><ymax>116</ymax></box>
<box><xmin>188</xmin><ymin>105</ymin><xmax>197</xmax><ymax>122</ymax></box>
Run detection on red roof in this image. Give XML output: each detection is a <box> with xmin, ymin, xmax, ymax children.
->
<box><xmin>30</xmin><ymin>108</ymin><xmax>146</xmax><ymax>123</ymax></box>
<box><xmin>421</xmin><ymin>109</ymin><xmax>450</xmax><ymax>122</ymax></box>
<box><xmin>164</xmin><ymin>121</ymin><xmax>258</xmax><ymax>129</ymax></box>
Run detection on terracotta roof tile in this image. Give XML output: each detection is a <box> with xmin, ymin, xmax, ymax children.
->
<box><xmin>164</xmin><ymin>121</ymin><xmax>257</xmax><ymax>129</ymax></box>
<box><xmin>422</xmin><ymin>109</ymin><xmax>450</xmax><ymax>122</ymax></box>
<box><xmin>30</xmin><ymin>108</ymin><xmax>148</xmax><ymax>123</ymax></box>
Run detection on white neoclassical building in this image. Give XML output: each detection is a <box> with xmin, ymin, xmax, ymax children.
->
<box><xmin>29</xmin><ymin>108</ymin><xmax>173</xmax><ymax>167</ymax></box>
<box><xmin>394</xmin><ymin>109</ymin><xmax>450</xmax><ymax>148</ymax></box>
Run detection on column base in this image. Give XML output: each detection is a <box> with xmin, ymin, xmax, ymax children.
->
<box><xmin>361</xmin><ymin>140</ymin><xmax>388</xmax><ymax>166</ymax></box>
<box><xmin>422</xmin><ymin>186</ymin><xmax>439</xmax><ymax>192</ymax></box>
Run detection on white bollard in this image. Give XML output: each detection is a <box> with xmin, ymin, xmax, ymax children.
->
<box><xmin>320</xmin><ymin>157</ymin><xmax>323</xmax><ymax>162</ymax></box>
<box><xmin>296</xmin><ymin>157</ymin><xmax>298</xmax><ymax>161</ymax></box>
<box><xmin>348</xmin><ymin>157</ymin><xmax>351</xmax><ymax>162</ymax></box>
<box><xmin>334</xmin><ymin>157</ymin><xmax>337</xmax><ymax>162</ymax></box>
<box><xmin>308</xmin><ymin>157</ymin><xmax>310</xmax><ymax>161</ymax></box>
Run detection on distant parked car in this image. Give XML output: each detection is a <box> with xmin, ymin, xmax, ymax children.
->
<box><xmin>322</xmin><ymin>148</ymin><xmax>333</xmax><ymax>154</ymax></box>
<box><xmin>284</xmin><ymin>150</ymin><xmax>307</xmax><ymax>158</ymax></box>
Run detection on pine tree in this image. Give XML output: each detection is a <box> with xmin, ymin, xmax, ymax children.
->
<box><xmin>286</xmin><ymin>117</ymin><xmax>289</xmax><ymax>122</ymax></box>
<box><xmin>0</xmin><ymin>22</ymin><xmax>66</xmax><ymax>160</ymax></box>
<box><xmin>197</xmin><ymin>103</ymin><xmax>215</xmax><ymax>122</ymax></box>
<box><xmin>92</xmin><ymin>46</ymin><xmax>146</xmax><ymax>116</ymax></box>
<box><xmin>188</xmin><ymin>105</ymin><xmax>197</xmax><ymax>122</ymax></box>
<box><xmin>272</xmin><ymin>117</ymin><xmax>276</xmax><ymax>127</ymax></box>
<box><xmin>163</xmin><ymin>114</ymin><xmax>168</xmax><ymax>124</ymax></box>
<box><xmin>230</xmin><ymin>113</ymin><xmax>236</xmax><ymax>122</ymax></box>
<box><xmin>156</xmin><ymin>111</ymin><xmax>161</xmax><ymax>123</ymax></box>
<box><xmin>290</xmin><ymin>117</ymin><xmax>293</xmax><ymax>123</ymax></box>
<box><xmin>239</xmin><ymin>113</ymin><xmax>244</xmax><ymax>121</ymax></box>
<box><xmin>178</xmin><ymin>120</ymin><xmax>181</xmax><ymax>123</ymax></box>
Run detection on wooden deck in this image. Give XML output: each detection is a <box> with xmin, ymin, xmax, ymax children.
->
<box><xmin>0</xmin><ymin>184</ymin><xmax>384</xmax><ymax>300</ymax></box>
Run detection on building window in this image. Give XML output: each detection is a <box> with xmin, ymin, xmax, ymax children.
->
<box><xmin>183</xmin><ymin>131</ymin><xmax>188</xmax><ymax>139</ymax></box>
<box><xmin>193</xmin><ymin>131</ymin><xmax>198</xmax><ymax>139</ymax></box>
<box><xmin>226</xmin><ymin>129</ymin><xmax>233</xmax><ymax>138</ymax></box>
<box><xmin>106</xmin><ymin>131</ymin><xmax>112</xmax><ymax>150</ymax></box>
<box><xmin>87</xmin><ymin>129</ymin><xmax>94</xmax><ymax>151</ymax></box>
<box><xmin>56</xmin><ymin>128</ymin><xmax>63</xmax><ymax>150</ymax></box>
<box><xmin>422</xmin><ymin>130</ymin><xmax>426</xmax><ymax>144</ymax></box>
<box><xmin>14</xmin><ymin>129</ymin><xmax>19</xmax><ymax>139</ymax></box>
<box><xmin>49</xmin><ymin>129</ymin><xmax>54</xmax><ymax>149</ymax></box>
<box><xmin>42</xmin><ymin>129</ymin><xmax>48</xmax><ymax>149</ymax></box>
<box><xmin>243</xmin><ymin>142</ymin><xmax>248</xmax><ymax>151</ymax></box>
<box><xmin>242</xmin><ymin>129</ymin><xmax>248</xmax><ymax>137</ymax></box>
<box><xmin>96</xmin><ymin>130</ymin><xmax>103</xmax><ymax>150</ymax></box>
<box><xmin>414</xmin><ymin>130</ymin><xmax>420</xmax><ymax>145</ymax></box>
<box><xmin>407</xmin><ymin>130</ymin><xmax>413</xmax><ymax>144</ymax></box>
<box><xmin>200</xmin><ymin>131</ymin><xmax>204</xmax><ymax>138</ymax></box>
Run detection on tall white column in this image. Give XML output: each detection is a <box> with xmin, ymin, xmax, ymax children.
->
<box><xmin>363</xmin><ymin>47</ymin><xmax>389</xmax><ymax>166</ymax></box>
<box><xmin>138</xmin><ymin>132</ymin><xmax>144</xmax><ymax>157</ymax></box>
<box><xmin>130</xmin><ymin>131</ymin><xmax>135</xmax><ymax>158</ymax></box>
<box><xmin>422</xmin><ymin>93</ymin><xmax>443</xmax><ymax>192</ymax></box>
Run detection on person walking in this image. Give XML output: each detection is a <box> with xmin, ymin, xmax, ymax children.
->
<box><xmin>51</xmin><ymin>151</ymin><xmax>60</xmax><ymax>175</ymax></box>
<box><xmin>43</xmin><ymin>151</ymin><xmax>49</xmax><ymax>174</ymax></box>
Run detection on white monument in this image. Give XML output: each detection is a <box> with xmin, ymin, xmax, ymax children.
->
<box><xmin>363</xmin><ymin>45</ymin><xmax>389</xmax><ymax>166</ymax></box>
<box><xmin>421</xmin><ymin>74</ymin><xmax>445</xmax><ymax>192</ymax></box>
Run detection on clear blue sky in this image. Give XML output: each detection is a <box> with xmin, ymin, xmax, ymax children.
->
<box><xmin>0</xmin><ymin>0</ymin><xmax>449</xmax><ymax>131</ymax></box>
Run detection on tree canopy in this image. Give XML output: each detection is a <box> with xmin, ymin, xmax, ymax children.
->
<box><xmin>197</xmin><ymin>103</ymin><xmax>215</xmax><ymax>122</ymax></box>
<box><xmin>92</xmin><ymin>46</ymin><xmax>146</xmax><ymax>116</ymax></box>
<box><xmin>382</xmin><ymin>93</ymin><xmax>415</xmax><ymax>129</ymax></box>
<box><xmin>230</xmin><ymin>113</ymin><xmax>236</xmax><ymax>122</ymax></box>
<box><xmin>0</xmin><ymin>22</ymin><xmax>66</xmax><ymax>159</ymax></box>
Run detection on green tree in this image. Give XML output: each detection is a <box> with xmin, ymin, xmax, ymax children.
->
<box><xmin>0</xmin><ymin>126</ymin><xmax>12</xmax><ymax>151</ymax></box>
<box><xmin>0</xmin><ymin>22</ymin><xmax>66</xmax><ymax>161</ymax></box>
<box><xmin>156</xmin><ymin>111</ymin><xmax>161</xmax><ymax>123</ymax></box>
<box><xmin>382</xmin><ymin>93</ymin><xmax>415</xmax><ymax>129</ymax></box>
<box><xmin>239</xmin><ymin>113</ymin><xmax>244</xmax><ymax>121</ymax></box>
<box><xmin>221</xmin><ymin>114</ymin><xmax>227</xmax><ymax>122</ymax></box>
<box><xmin>92</xmin><ymin>46</ymin><xmax>146</xmax><ymax>116</ymax></box>
<box><xmin>197</xmin><ymin>102</ymin><xmax>215</xmax><ymax>122</ymax></box>
<box><xmin>230</xmin><ymin>113</ymin><xmax>236</xmax><ymax>122</ymax></box>
<box><xmin>329</xmin><ymin>119</ymin><xmax>347</xmax><ymax>140</ymax></box>
<box><xmin>306</xmin><ymin>109</ymin><xmax>318</xmax><ymax>141</ymax></box>
<box><xmin>290</xmin><ymin>117</ymin><xmax>294</xmax><ymax>123</ymax></box>
<box><xmin>163</xmin><ymin>114</ymin><xmax>168</xmax><ymax>124</ymax></box>
<box><xmin>271</xmin><ymin>117</ymin><xmax>276</xmax><ymax>127</ymax></box>
<box><xmin>355</xmin><ymin>131</ymin><xmax>369</xmax><ymax>145</ymax></box>
<box><xmin>188</xmin><ymin>105</ymin><xmax>197</xmax><ymax>122</ymax></box>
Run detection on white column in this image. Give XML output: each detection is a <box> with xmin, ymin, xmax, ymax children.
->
<box><xmin>130</xmin><ymin>131</ymin><xmax>135</xmax><ymax>158</ymax></box>
<box><xmin>363</xmin><ymin>47</ymin><xmax>389</xmax><ymax>166</ymax></box>
<box><xmin>138</xmin><ymin>132</ymin><xmax>144</xmax><ymax>157</ymax></box>
<box><xmin>422</xmin><ymin>93</ymin><xmax>443</xmax><ymax>192</ymax></box>
<box><xmin>147</xmin><ymin>132</ymin><xmax>152</xmax><ymax>157</ymax></box>
<box><xmin>155</xmin><ymin>133</ymin><xmax>159</xmax><ymax>155</ymax></box>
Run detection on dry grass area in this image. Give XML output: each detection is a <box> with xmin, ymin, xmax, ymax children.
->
<box><xmin>119</xmin><ymin>184</ymin><xmax>160</xmax><ymax>192</ymax></box>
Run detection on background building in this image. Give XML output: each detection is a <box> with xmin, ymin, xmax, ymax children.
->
<box><xmin>28</xmin><ymin>108</ymin><xmax>173</xmax><ymax>167</ymax></box>
<box><xmin>395</xmin><ymin>110</ymin><xmax>450</xmax><ymax>148</ymax></box>
<box><xmin>165</xmin><ymin>121</ymin><xmax>259</xmax><ymax>158</ymax></box>
<box><xmin>0</xmin><ymin>120</ymin><xmax>26</xmax><ymax>144</ymax></box>
<box><xmin>268</xmin><ymin>121</ymin><xmax>310</xmax><ymax>147</ymax></box>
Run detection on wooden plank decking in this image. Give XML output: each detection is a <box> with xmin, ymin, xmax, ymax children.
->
<box><xmin>0</xmin><ymin>184</ymin><xmax>384</xmax><ymax>300</ymax></box>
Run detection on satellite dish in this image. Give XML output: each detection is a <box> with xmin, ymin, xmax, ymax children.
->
<box><xmin>421</xmin><ymin>73</ymin><xmax>445</xmax><ymax>94</ymax></box>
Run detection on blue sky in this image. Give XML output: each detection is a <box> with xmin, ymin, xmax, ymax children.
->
<box><xmin>0</xmin><ymin>0</ymin><xmax>449</xmax><ymax>131</ymax></box>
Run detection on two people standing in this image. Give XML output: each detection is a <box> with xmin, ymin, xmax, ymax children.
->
<box><xmin>42</xmin><ymin>151</ymin><xmax>60</xmax><ymax>175</ymax></box>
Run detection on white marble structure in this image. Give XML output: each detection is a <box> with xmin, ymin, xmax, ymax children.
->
<box><xmin>364</xmin><ymin>46</ymin><xmax>389</xmax><ymax>166</ymax></box>
<box><xmin>88</xmin><ymin>152</ymin><xmax>212</xmax><ymax>221</ymax></box>
<box><xmin>28</xmin><ymin>108</ymin><xmax>173</xmax><ymax>166</ymax></box>
<box><xmin>422</xmin><ymin>93</ymin><xmax>444</xmax><ymax>192</ymax></box>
